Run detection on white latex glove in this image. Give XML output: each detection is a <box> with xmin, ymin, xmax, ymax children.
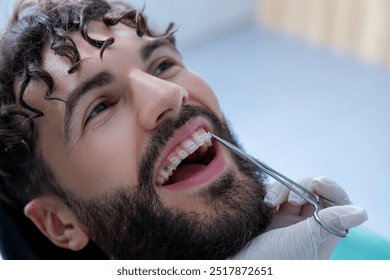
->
<box><xmin>231</xmin><ymin>176</ymin><xmax>368</xmax><ymax>259</ymax></box>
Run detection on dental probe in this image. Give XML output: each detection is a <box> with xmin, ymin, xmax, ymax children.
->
<box><xmin>207</xmin><ymin>132</ymin><xmax>349</xmax><ymax>238</ymax></box>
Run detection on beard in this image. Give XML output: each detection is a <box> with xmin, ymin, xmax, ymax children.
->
<box><xmin>62</xmin><ymin>105</ymin><xmax>273</xmax><ymax>259</ymax></box>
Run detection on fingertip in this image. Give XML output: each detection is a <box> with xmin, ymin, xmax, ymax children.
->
<box><xmin>348</xmin><ymin>205</ymin><xmax>368</xmax><ymax>222</ymax></box>
<box><xmin>313</xmin><ymin>176</ymin><xmax>337</xmax><ymax>185</ymax></box>
<box><xmin>312</xmin><ymin>177</ymin><xmax>351</xmax><ymax>205</ymax></box>
<box><xmin>318</xmin><ymin>205</ymin><xmax>369</xmax><ymax>234</ymax></box>
<box><xmin>288</xmin><ymin>192</ymin><xmax>306</xmax><ymax>205</ymax></box>
<box><xmin>288</xmin><ymin>177</ymin><xmax>314</xmax><ymax>205</ymax></box>
<box><xmin>264</xmin><ymin>181</ymin><xmax>290</xmax><ymax>206</ymax></box>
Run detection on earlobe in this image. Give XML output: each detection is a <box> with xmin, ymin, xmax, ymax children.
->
<box><xmin>24</xmin><ymin>197</ymin><xmax>89</xmax><ymax>251</ymax></box>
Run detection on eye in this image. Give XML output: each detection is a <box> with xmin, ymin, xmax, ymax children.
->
<box><xmin>154</xmin><ymin>59</ymin><xmax>174</xmax><ymax>76</ymax></box>
<box><xmin>86</xmin><ymin>101</ymin><xmax>109</xmax><ymax>123</ymax></box>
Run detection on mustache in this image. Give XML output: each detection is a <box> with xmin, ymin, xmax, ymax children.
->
<box><xmin>137</xmin><ymin>105</ymin><xmax>230</xmax><ymax>188</ymax></box>
<box><xmin>62</xmin><ymin>104</ymin><xmax>272</xmax><ymax>259</ymax></box>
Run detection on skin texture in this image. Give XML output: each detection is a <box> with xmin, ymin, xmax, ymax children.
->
<box><xmin>23</xmin><ymin>22</ymin><xmax>272</xmax><ymax>259</ymax></box>
<box><xmin>27</xmin><ymin>22</ymin><xmax>224</xmax><ymax>203</ymax></box>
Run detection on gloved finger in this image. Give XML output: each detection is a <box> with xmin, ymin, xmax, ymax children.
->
<box><xmin>278</xmin><ymin>200</ymin><xmax>315</xmax><ymax>216</ymax></box>
<box><xmin>264</xmin><ymin>177</ymin><xmax>314</xmax><ymax>207</ymax></box>
<box><xmin>279</xmin><ymin>177</ymin><xmax>315</xmax><ymax>216</ymax></box>
<box><xmin>278</xmin><ymin>201</ymin><xmax>315</xmax><ymax>218</ymax></box>
<box><xmin>265</xmin><ymin>211</ymin><xmax>307</xmax><ymax>231</ymax></box>
<box><xmin>287</xmin><ymin>177</ymin><xmax>314</xmax><ymax>205</ymax></box>
<box><xmin>232</xmin><ymin>215</ymin><xmax>328</xmax><ymax>259</ymax></box>
<box><xmin>312</xmin><ymin>176</ymin><xmax>352</xmax><ymax>205</ymax></box>
<box><xmin>316</xmin><ymin>204</ymin><xmax>368</xmax><ymax>238</ymax></box>
<box><xmin>263</xmin><ymin>205</ymin><xmax>367</xmax><ymax>259</ymax></box>
<box><xmin>229</xmin><ymin>222</ymin><xmax>311</xmax><ymax>259</ymax></box>
<box><xmin>232</xmin><ymin>205</ymin><xmax>368</xmax><ymax>260</ymax></box>
<box><xmin>311</xmin><ymin>204</ymin><xmax>368</xmax><ymax>259</ymax></box>
<box><xmin>288</xmin><ymin>177</ymin><xmax>315</xmax><ymax>217</ymax></box>
<box><xmin>300</xmin><ymin>203</ymin><xmax>316</xmax><ymax>217</ymax></box>
<box><xmin>264</xmin><ymin>180</ymin><xmax>290</xmax><ymax>206</ymax></box>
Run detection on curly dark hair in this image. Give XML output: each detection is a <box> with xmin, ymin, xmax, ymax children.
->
<box><xmin>0</xmin><ymin>0</ymin><xmax>175</xmax><ymax>208</ymax></box>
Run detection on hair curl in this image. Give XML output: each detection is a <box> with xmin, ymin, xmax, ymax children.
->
<box><xmin>0</xmin><ymin>0</ymin><xmax>175</xmax><ymax>207</ymax></box>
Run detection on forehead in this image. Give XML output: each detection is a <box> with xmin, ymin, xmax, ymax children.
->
<box><xmin>44</xmin><ymin>22</ymin><xmax>142</xmax><ymax>76</ymax></box>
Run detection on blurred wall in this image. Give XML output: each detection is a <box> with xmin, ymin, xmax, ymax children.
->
<box><xmin>0</xmin><ymin>0</ymin><xmax>256</xmax><ymax>51</ymax></box>
<box><xmin>129</xmin><ymin>0</ymin><xmax>256</xmax><ymax>51</ymax></box>
<box><xmin>256</xmin><ymin>0</ymin><xmax>390</xmax><ymax>66</ymax></box>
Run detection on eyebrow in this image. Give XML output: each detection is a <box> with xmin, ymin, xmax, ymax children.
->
<box><xmin>141</xmin><ymin>35</ymin><xmax>178</xmax><ymax>62</ymax></box>
<box><xmin>64</xmin><ymin>70</ymin><xmax>116</xmax><ymax>144</ymax></box>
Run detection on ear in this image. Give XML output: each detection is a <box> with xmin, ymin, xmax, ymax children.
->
<box><xmin>24</xmin><ymin>197</ymin><xmax>89</xmax><ymax>251</ymax></box>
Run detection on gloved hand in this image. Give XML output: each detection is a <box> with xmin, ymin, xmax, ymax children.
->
<box><xmin>230</xmin><ymin>176</ymin><xmax>368</xmax><ymax>259</ymax></box>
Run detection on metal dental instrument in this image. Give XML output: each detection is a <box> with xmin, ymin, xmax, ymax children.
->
<box><xmin>208</xmin><ymin>132</ymin><xmax>349</xmax><ymax>238</ymax></box>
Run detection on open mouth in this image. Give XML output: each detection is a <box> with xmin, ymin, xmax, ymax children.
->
<box><xmin>156</xmin><ymin>128</ymin><xmax>217</xmax><ymax>186</ymax></box>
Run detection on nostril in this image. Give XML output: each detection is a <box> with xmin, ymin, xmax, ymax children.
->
<box><xmin>181</xmin><ymin>92</ymin><xmax>189</xmax><ymax>104</ymax></box>
<box><xmin>156</xmin><ymin>108</ymin><xmax>171</xmax><ymax>123</ymax></box>
<box><xmin>156</xmin><ymin>92</ymin><xmax>187</xmax><ymax>124</ymax></box>
<box><xmin>144</xmin><ymin>86</ymin><xmax>188</xmax><ymax>129</ymax></box>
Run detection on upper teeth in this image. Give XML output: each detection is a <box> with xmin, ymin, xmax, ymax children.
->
<box><xmin>157</xmin><ymin>129</ymin><xmax>212</xmax><ymax>185</ymax></box>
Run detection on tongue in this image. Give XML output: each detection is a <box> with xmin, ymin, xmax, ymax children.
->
<box><xmin>166</xmin><ymin>163</ymin><xmax>207</xmax><ymax>185</ymax></box>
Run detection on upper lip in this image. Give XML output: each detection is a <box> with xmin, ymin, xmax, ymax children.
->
<box><xmin>153</xmin><ymin>117</ymin><xmax>213</xmax><ymax>185</ymax></box>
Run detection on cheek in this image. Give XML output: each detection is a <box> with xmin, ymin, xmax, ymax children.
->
<box><xmin>78</xmin><ymin>118</ymin><xmax>141</xmax><ymax>194</ymax></box>
<box><xmin>180</xmin><ymin>71</ymin><xmax>223</xmax><ymax>118</ymax></box>
<box><xmin>44</xmin><ymin>114</ymin><xmax>141</xmax><ymax>197</ymax></box>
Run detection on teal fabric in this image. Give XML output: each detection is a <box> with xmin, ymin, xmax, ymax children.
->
<box><xmin>330</xmin><ymin>227</ymin><xmax>390</xmax><ymax>260</ymax></box>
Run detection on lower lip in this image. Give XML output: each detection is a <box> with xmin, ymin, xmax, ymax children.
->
<box><xmin>159</xmin><ymin>140</ymin><xmax>226</xmax><ymax>191</ymax></box>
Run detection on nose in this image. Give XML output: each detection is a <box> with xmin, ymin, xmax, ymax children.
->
<box><xmin>131</xmin><ymin>72</ymin><xmax>189</xmax><ymax>131</ymax></box>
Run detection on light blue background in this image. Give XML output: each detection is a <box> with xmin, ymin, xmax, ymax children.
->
<box><xmin>183</xmin><ymin>25</ymin><xmax>390</xmax><ymax>241</ymax></box>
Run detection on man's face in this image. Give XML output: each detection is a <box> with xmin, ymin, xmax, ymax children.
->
<box><xmin>24</xmin><ymin>22</ymin><xmax>272</xmax><ymax>259</ymax></box>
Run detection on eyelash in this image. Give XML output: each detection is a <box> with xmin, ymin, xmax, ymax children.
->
<box><xmin>86</xmin><ymin>101</ymin><xmax>109</xmax><ymax>123</ymax></box>
<box><xmin>154</xmin><ymin>59</ymin><xmax>175</xmax><ymax>76</ymax></box>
